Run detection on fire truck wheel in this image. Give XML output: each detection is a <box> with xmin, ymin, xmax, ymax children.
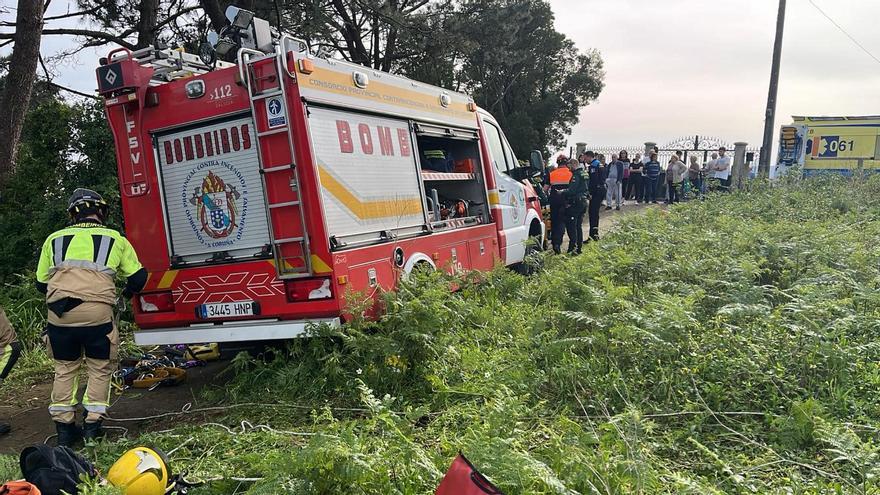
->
<box><xmin>514</xmin><ymin>234</ymin><xmax>544</xmax><ymax>276</ymax></box>
<box><xmin>411</xmin><ymin>261</ymin><xmax>435</xmax><ymax>275</ymax></box>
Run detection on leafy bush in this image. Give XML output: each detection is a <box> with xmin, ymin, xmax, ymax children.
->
<box><xmin>6</xmin><ymin>175</ymin><xmax>880</xmax><ymax>493</ymax></box>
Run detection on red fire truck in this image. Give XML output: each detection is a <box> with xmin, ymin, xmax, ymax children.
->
<box><xmin>96</xmin><ymin>10</ymin><xmax>545</xmax><ymax>345</ymax></box>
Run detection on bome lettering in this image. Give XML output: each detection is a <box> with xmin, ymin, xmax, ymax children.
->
<box><xmin>336</xmin><ymin>120</ymin><xmax>410</xmax><ymax>157</ymax></box>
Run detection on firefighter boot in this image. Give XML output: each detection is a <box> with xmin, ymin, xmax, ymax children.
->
<box><xmin>55</xmin><ymin>421</ymin><xmax>82</xmax><ymax>447</ymax></box>
<box><xmin>83</xmin><ymin>420</ymin><xmax>104</xmax><ymax>441</ymax></box>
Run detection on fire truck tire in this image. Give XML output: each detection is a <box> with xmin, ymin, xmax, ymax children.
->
<box><xmin>402</xmin><ymin>253</ymin><xmax>436</xmax><ymax>278</ymax></box>
<box><xmin>514</xmin><ymin>220</ymin><xmax>545</xmax><ymax>276</ymax></box>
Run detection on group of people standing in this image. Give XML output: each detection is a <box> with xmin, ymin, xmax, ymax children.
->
<box><xmin>622</xmin><ymin>146</ymin><xmax>732</xmax><ymax>204</ymax></box>
<box><xmin>589</xmin><ymin>146</ymin><xmax>733</xmax><ymax>207</ymax></box>
<box><xmin>544</xmin><ymin>146</ymin><xmax>734</xmax><ymax>254</ymax></box>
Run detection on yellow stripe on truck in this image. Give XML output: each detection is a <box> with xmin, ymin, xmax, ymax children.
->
<box><xmin>157</xmin><ymin>270</ymin><xmax>179</xmax><ymax>289</ymax></box>
<box><xmin>487</xmin><ymin>191</ymin><xmax>500</xmax><ymax>205</ymax></box>
<box><xmin>311</xmin><ymin>254</ymin><xmax>332</xmax><ymax>274</ymax></box>
<box><xmin>302</xmin><ymin>69</ymin><xmax>474</xmax><ymax>122</ymax></box>
<box><xmin>318</xmin><ymin>166</ymin><xmax>423</xmax><ymax>219</ymax></box>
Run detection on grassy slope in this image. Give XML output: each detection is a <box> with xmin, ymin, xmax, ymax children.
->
<box><xmin>4</xmin><ymin>175</ymin><xmax>880</xmax><ymax>494</ymax></box>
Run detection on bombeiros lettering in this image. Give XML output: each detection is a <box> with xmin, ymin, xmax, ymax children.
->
<box><xmin>163</xmin><ymin>123</ymin><xmax>252</xmax><ymax>165</ymax></box>
<box><xmin>335</xmin><ymin>120</ymin><xmax>410</xmax><ymax>157</ymax></box>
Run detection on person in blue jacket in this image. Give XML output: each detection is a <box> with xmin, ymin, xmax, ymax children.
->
<box><xmin>644</xmin><ymin>151</ymin><xmax>662</xmax><ymax>204</ymax></box>
<box><xmin>586</xmin><ymin>151</ymin><xmax>606</xmax><ymax>241</ymax></box>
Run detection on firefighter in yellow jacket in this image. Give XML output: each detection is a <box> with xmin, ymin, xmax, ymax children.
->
<box><xmin>0</xmin><ymin>306</ymin><xmax>22</xmax><ymax>436</ymax></box>
<box><xmin>36</xmin><ymin>188</ymin><xmax>147</xmax><ymax>446</ymax></box>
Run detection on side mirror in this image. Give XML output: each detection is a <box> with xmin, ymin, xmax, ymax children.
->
<box><xmin>529</xmin><ymin>150</ymin><xmax>544</xmax><ymax>172</ymax></box>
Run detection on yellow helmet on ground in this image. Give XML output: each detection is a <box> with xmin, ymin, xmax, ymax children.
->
<box><xmin>106</xmin><ymin>447</ymin><xmax>171</xmax><ymax>495</ymax></box>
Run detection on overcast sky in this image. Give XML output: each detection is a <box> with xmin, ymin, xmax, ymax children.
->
<box><xmin>550</xmin><ymin>0</ymin><xmax>880</xmax><ymax>151</ymax></box>
<box><xmin>5</xmin><ymin>0</ymin><xmax>880</xmax><ymax>155</ymax></box>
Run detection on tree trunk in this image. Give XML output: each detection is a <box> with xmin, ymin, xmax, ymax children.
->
<box><xmin>200</xmin><ymin>0</ymin><xmax>228</xmax><ymax>31</ymax></box>
<box><xmin>0</xmin><ymin>0</ymin><xmax>44</xmax><ymax>189</ymax></box>
<box><xmin>136</xmin><ymin>0</ymin><xmax>159</xmax><ymax>48</ymax></box>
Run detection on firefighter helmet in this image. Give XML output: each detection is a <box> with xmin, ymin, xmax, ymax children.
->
<box><xmin>106</xmin><ymin>447</ymin><xmax>171</xmax><ymax>495</ymax></box>
<box><xmin>67</xmin><ymin>188</ymin><xmax>109</xmax><ymax>221</ymax></box>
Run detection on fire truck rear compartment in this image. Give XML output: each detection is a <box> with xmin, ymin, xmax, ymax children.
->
<box><xmin>415</xmin><ymin>132</ymin><xmax>490</xmax><ymax>231</ymax></box>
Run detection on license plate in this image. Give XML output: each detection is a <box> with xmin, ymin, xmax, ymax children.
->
<box><xmin>197</xmin><ymin>301</ymin><xmax>257</xmax><ymax>319</ymax></box>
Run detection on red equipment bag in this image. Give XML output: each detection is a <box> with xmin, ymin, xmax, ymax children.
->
<box><xmin>0</xmin><ymin>481</ymin><xmax>42</xmax><ymax>495</ymax></box>
<box><xmin>435</xmin><ymin>453</ymin><xmax>503</xmax><ymax>495</ymax></box>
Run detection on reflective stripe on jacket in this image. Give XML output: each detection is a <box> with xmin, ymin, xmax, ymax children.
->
<box><xmin>36</xmin><ymin>223</ymin><xmax>144</xmax><ymax>306</ymax></box>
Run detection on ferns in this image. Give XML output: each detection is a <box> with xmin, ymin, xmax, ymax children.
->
<box><xmin>5</xmin><ymin>175</ymin><xmax>880</xmax><ymax>492</ymax></box>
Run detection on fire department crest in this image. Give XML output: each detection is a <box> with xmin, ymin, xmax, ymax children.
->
<box><xmin>189</xmin><ymin>170</ymin><xmax>242</xmax><ymax>239</ymax></box>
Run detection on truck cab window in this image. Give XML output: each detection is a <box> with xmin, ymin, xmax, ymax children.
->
<box><xmin>483</xmin><ymin>122</ymin><xmax>509</xmax><ymax>174</ymax></box>
<box><xmin>503</xmin><ymin>139</ymin><xmax>518</xmax><ymax>170</ymax></box>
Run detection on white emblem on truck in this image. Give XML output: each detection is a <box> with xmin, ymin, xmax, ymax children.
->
<box><xmin>182</xmin><ymin>162</ymin><xmax>249</xmax><ymax>247</ymax></box>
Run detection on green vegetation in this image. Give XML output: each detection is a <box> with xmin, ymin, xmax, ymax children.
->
<box><xmin>0</xmin><ymin>93</ymin><xmax>121</xmax><ymax>282</ymax></box>
<box><xmin>4</xmin><ymin>175</ymin><xmax>880</xmax><ymax>493</ymax></box>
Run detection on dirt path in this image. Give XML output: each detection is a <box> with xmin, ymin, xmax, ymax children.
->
<box><xmin>595</xmin><ymin>201</ymin><xmax>655</xmax><ymax>233</ymax></box>
<box><xmin>0</xmin><ymin>361</ymin><xmax>228</xmax><ymax>453</ymax></box>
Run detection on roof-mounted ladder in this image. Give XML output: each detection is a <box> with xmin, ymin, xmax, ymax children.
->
<box><xmin>108</xmin><ymin>47</ymin><xmax>234</xmax><ymax>84</ymax></box>
<box><xmin>238</xmin><ymin>42</ymin><xmax>312</xmax><ymax>279</ymax></box>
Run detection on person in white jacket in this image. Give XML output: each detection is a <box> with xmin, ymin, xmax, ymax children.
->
<box><xmin>712</xmin><ymin>147</ymin><xmax>732</xmax><ymax>191</ymax></box>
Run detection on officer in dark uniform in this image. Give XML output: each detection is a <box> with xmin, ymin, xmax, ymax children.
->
<box><xmin>586</xmin><ymin>151</ymin><xmax>607</xmax><ymax>241</ymax></box>
<box><xmin>548</xmin><ymin>155</ymin><xmax>572</xmax><ymax>254</ymax></box>
<box><xmin>564</xmin><ymin>158</ymin><xmax>588</xmax><ymax>254</ymax></box>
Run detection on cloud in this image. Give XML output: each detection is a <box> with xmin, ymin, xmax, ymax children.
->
<box><xmin>549</xmin><ymin>0</ymin><xmax>880</xmax><ymax>153</ymax></box>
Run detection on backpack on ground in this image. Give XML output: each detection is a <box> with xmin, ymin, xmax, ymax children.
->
<box><xmin>19</xmin><ymin>444</ymin><xmax>96</xmax><ymax>495</ymax></box>
<box><xmin>435</xmin><ymin>453</ymin><xmax>503</xmax><ymax>495</ymax></box>
<box><xmin>0</xmin><ymin>481</ymin><xmax>41</xmax><ymax>495</ymax></box>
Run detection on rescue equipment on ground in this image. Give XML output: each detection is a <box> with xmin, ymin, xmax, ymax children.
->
<box><xmin>107</xmin><ymin>447</ymin><xmax>170</xmax><ymax>495</ymax></box>
<box><xmin>186</xmin><ymin>343</ymin><xmax>220</xmax><ymax>361</ymax></box>
<box><xmin>435</xmin><ymin>453</ymin><xmax>503</xmax><ymax>495</ymax></box>
<box><xmin>131</xmin><ymin>367</ymin><xmax>186</xmax><ymax>389</ymax></box>
<box><xmin>163</xmin><ymin>343</ymin><xmax>220</xmax><ymax>363</ymax></box>
<box><xmin>19</xmin><ymin>444</ymin><xmax>97</xmax><ymax>495</ymax></box>
<box><xmin>107</xmin><ymin>447</ymin><xmax>201</xmax><ymax>495</ymax></box>
<box><xmin>0</xmin><ymin>480</ymin><xmax>41</xmax><ymax>495</ymax></box>
<box><xmin>112</xmin><ymin>344</ymin><xmax>218</xmax><ymax>392</ymax></box>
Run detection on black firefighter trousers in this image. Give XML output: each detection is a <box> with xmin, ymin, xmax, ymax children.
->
<box><xmin>549</xmin><ymin>189</ymin><xmax>567</xmax><ymax>252</ymax></box>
